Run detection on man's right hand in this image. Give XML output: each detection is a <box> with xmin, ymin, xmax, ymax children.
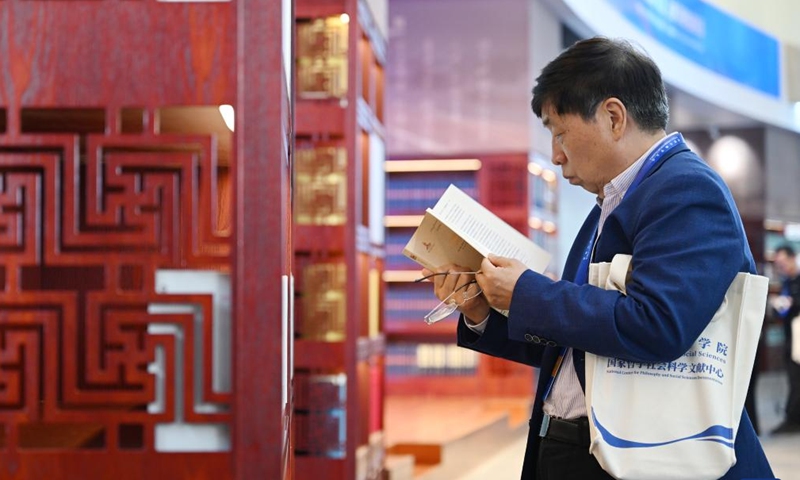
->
<box><xmin>477</xmin><ymin>254</ymin><xmax>528</xmax><ymax>311</ymax></box>
<box><xmin>422</xmin><ymin>265</ymin><xmax>490</xmax><ymax>324</ymax></box>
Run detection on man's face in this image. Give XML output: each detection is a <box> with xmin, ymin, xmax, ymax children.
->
<box><xmin>541</xmin><ymin>103</ymin><xmax>613</xmax><ymax>195</ymax></box>
<box><xmin>774</xmin><ymin>250</ymin><xmax>797</xmax><ymax>278</ymax></box>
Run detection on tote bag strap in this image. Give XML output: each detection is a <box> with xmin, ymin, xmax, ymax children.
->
<box><xmin>597</xmin><ymin>253</ymin><xmax>633</xmax><ymax>295</ymax></box>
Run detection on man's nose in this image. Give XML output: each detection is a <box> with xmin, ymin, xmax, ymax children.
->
<box><xmin>551</xmin><ymin>142</ymin><xmax>565</xmax><ymax>165</ymax></box>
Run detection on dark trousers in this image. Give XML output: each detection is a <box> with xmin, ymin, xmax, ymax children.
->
<box><xmin>783</xmin><ymin>321</ymin><xmax>800</xmax><ymax>424</ymax></box>
<box><xmin>536</xmin><ymin>437</ymin><xmax>615</xmax><ymax>480</ymax></box>
<box><xmin>744</xmin><ymin>340</ymin><xmax>761</xmax><ymax>434</ymax></box>
<box><xmin>787</xmin><ymin>357</ymin><xmax>800</xmax><ymax>423</ymax></box>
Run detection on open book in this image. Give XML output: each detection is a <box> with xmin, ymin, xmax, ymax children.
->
<box><xmin>403</xmin><ymin>184</ymin><xmax>551</xmax><ymax>285</ymax></box>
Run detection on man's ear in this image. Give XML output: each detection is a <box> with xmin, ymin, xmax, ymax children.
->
<box><xmin>601</xmin><ymin>97</ymin><xmax>627</xmax><ymax>140</ymax></box>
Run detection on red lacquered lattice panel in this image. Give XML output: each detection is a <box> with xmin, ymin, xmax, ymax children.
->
<box><xmin>0</xmin><ymin>0</ymin><xmax>291</xmax><ymax>477</ymax></box>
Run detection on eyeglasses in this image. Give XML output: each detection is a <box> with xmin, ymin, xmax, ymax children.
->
<box><xmin>424</xmin><ymin>280</ymin><xmax>483</xmax><ymax>324</ymax></box>
<box><xmin>418</xmin><ymin>271</ymin><xmax>483</xmax><ymax>324</ymax></box>
<box><xmin>414</xmin><ymin>271</ymin><xmax>481</xmax><ymax>283</ymax></box>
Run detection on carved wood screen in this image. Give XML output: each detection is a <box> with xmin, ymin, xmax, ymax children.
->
<box><xmin>0</xmin><ymin>1</ymin><xmax>291</xmax><ymax>479</ymax></box>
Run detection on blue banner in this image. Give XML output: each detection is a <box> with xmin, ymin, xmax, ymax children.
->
<box><xmin>606</xmin><ymin>0</ymin><xmax>781</xmax><ymax>97</ymax></box>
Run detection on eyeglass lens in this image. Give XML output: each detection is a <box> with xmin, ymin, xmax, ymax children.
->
<box><xmin>424</xmin><ymin>280</ymin><xmax>482</xmax><ymax>325</ymax></box>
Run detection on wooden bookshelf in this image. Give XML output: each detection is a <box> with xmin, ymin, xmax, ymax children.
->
<box><xmin>0</xmin><ymin>1</ymin><xmax>291</xmax><ymax>479</ymax></box>
<box><xmin>293</xmin><ymin>1</ymin><xmax>387</xmax><ymax>479</ymax></box>
<box><xmin>383</xmin><ymin>153</ymin><xmax>541</xmax><ymax>398</ymax></box>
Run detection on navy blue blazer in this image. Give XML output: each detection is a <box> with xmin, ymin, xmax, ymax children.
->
<box><xmin>458</xmin><ymin>140</ymin><xmax>774</xmax><ymax>479</ymax></box>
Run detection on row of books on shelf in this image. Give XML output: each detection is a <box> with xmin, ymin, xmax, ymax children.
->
<box><xmin>386</xmin><ymin>310</ymin><xmax>452</xmax><ymax>327</ymax></box>
<box><xmin>385</xmin><ymin>173</ymin><xmax>477</xmax><ymax>216</ymax></box>
<box><xmin>385</xmin><ymin>305</ymin><xmax>437</xmax><ymax>319</ymax></box>
<box><xmin>384</xmin><ymin>283</ymin><xmax>444</xmax><ymax>326</ymax></box>
<box><xmin>386</xmin><ymin>342</ymin><xmax>479</xmax><ymax>377</ymax></box>
<box><xmin>385</xmin><ymin>229</ymin><xmax>418</xmax><ymax>270</ymax></box>
<box><xmin>294</xmin><ymin>372</ymin><xmax>347</xmax><ymax>411</ymax></box>
<box><xmin>295</xmin><ymin>409</ymin><xmax>347</xmax><ymax>458</ymax></box>
<box><xmin>481</xmin><ymin>162</ymin><xmax>527</xmax><ymax>209</ymax></box>
<box><xmin>294</xmin><ymin>372</ymin><xmax>347</xmax><ymax>458</ymax></box>
<box><xmin>294</xmin><ymin>373</ymin><xmax>383</xmax><ymax>457</ymax></box>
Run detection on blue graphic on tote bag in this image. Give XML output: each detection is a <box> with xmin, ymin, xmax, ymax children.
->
<box><xmin>592</xmin><ymin>408</ymin><xmax>734</xmax><ymax>449</ymax></box>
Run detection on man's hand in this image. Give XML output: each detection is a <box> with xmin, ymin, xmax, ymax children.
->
<box><xmin>421</xmin><ymin>265</ymin><xmax>490</xmax><ymax>324</ymax></box>
<box><xmin>477</xmin><ymin>254</ymin><xmax>528</xmax><ymax>311</ymax></box>
<box><xmin>770</xmin><ymin>294</ymin><xmax>793</xmax><ymax>314</ymax></box>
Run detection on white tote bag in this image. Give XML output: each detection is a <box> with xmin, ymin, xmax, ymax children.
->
<box><xmin>584</xmin><ymin>254</ymin><xmax>768</xmax><ymax>480</ymax></box>
<box><xmin>792</xmin><ymin>315</ymin><xmax>800</xmax><ymax>364</ymax></box>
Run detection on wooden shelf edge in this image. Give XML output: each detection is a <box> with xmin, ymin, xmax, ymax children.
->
<box><xmin>385</xmin><ymin>159</ymin><xmax>482</xmax><ymax>173</ymax></box>
<box><xmin>295</xmin><ymin>339</ymin><xmax>346</xmax><ymax>370</ymax></box>
<box><xmin>385</xmin><ymin>374</ymin><xmax>535</xmax><ymax>397</ymax></box>
<box><xmin>294</xmin><ymin>225</ymin><xmax>347</xmax><ymax>254</ymax></box>
<box><xmin>385</xmin><ymin>321</ymin><xmax>457</xmax><ymax>341</ymax></box>
<box><xmin>295</xmin><ymin>456</ymin><xmax>345</xmax><ymax>480</ymax></box>
<box><xmin>384</xmin><ymin>215</ymin><xmax>424</xmax><ymax>228</ymax></box>
<box><xmin>295</xmin><ymin>100</ymin><xmax>346</xmax><ymax>137</ymax></box>
<box><xmin>382</xmin><ymin>270</ymin><xmax>421</xmax><ymax>282</ymax></box>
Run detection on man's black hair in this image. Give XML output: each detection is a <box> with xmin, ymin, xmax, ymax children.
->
<box><xmin>531</xmin><ymin>36</ymin><xmax>669</xmax><ymax>132</ymax></box>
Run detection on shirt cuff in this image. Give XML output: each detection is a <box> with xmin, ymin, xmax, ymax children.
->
<box><xmin>464</xmin><ymin>312</ymin><xmax>491</xmax><ymax>334</ymax></box>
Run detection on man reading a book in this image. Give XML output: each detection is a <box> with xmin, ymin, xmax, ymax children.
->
<box><xmin>422</xmin><ymin>36</ymin><xmax>772</xmax><ymax>479</ymax></box>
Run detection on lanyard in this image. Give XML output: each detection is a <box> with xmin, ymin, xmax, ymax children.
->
<box><xmin>542</xmin><ymin>133</ymin><xmax>684</xmax><ymax>402</ymax></box>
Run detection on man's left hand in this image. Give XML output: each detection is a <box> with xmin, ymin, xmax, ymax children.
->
<box><xmin>477</xmin><ymin>254</ymin><xmax>528</xmax><ymax>310</ymax></box>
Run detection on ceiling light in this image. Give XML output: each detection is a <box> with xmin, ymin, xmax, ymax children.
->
<box><xmin>219</xmin><ymin>105</ymin><xmax>234</xmax><ymax>132</ymax></box>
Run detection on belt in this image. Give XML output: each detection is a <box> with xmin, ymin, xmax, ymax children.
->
<box><xmin>538</xmin><ymin>414</ymin><xmax>591</xmax><ymax>447</ymax></box>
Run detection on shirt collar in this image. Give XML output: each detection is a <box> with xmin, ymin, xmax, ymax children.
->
<box><xmin>601</xmin><ymin>132</ymin><xmax>681</xmax><ymax>201</ymax></box>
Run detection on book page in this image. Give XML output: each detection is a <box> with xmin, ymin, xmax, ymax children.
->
<box><xmin>402</xmin><ymin>211</ymin><xmax>484</xmax><ymax>272</ymax></box>
<box><xmin>430</xmin><ymin>185</ymin><xmax>550</xmax><ymax>272</ymax></box>
<box><xmin>402</xmin><ymin>185</ymin><xmax>551</xmax><ymax>319</ymax></box>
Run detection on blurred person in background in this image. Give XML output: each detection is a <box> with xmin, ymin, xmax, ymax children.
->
<box><xmin>770</xmin><ymin>244</ymin><xmax>800</xmax><ymax>434</ymax></box>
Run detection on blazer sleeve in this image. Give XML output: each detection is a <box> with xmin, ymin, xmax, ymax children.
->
<box><xmin>505</xmin><ymin>167</ymin><xmax>750</xmax><ymax>363</ymax></box>
<box><xmin>457</xmin><ymin>310</ymin><xmax>545</xmax><ymax>368</ymax></box>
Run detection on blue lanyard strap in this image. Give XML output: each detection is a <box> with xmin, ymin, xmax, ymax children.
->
<box><xmin>571</xmin><ymin>133</ymin><xmax>683</xmax><ymax>287</ymax></box>
<box><xmin>542</xmin><ymin>133</ymin><xmax>685</xmax><ymax>402</ymax></box>
<box><xmin>542</xmin><ymin>348</ymin><xmax>567</xmax><ymax>401</ymax></box>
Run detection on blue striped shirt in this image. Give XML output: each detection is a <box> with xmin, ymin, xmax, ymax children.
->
<box><xmin>544</xmin><ymin>132</ymin><xmax>678</xmax><ymax>419</ymax></box>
